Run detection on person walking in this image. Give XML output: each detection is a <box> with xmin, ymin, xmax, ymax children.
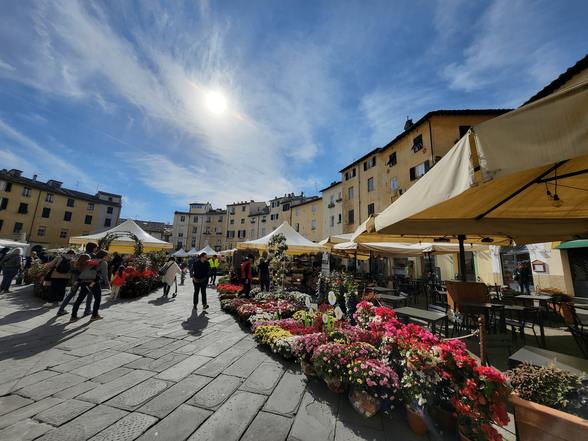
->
<box><xmin>190</xmin><ymin>252</ymin><xmax>210</xmax><ymax>310</ymax></box>
<box><xmin>108</xmin><ymin>266</ymin><xmax>127</xmax><ymax>301</ymax></box>
<box><xmin>240</xmin><ymin>253</ymin><xmax>254</xmax><ymax>298</ymax></box>
<box><xmin>82</xmin><ymin>242</ymin><xmax>99</xmax><ymax>316</ymax></box>
<box><xmin>70</xmin><ymin>249</ymin><xmax>110</xmax><ymax>322</ymax></box>
<box><xmin>56</xmin><ymin>254</ymin><xmax>92</xmax><ymax>316</ymax></box>
<box><xmin>0</xmin><ymin>248</ymin><xmax>23</xmax><ymax>293</ymax></box>
<box><xmin>258</xmin><ymin>253</ymin><xmax>270</xmax><ymax>292</ymax></box>
<box><xmin>161</xmin><ymin>257</ymin><xmax>181</xmax><ymax>298</ymax></box>
<box><xmin>43</xmin><ymin>250</ymin><xmax>75</xmax><ymax>307</ymax></box>
<box><xmin>513</xmin><ymin>261</ymin><xmax>532</xmax><ymax>294</ymax></box>
<box><xmin>209</xmin><ymin>254</ymin><xmax>220</xmax><ymax>286</ymax></box>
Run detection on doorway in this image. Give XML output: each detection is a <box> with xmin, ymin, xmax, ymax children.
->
<box><xmin>567</xmin><ymin>248</ymin><xmax>588</xmax><ymax>298</ymax></box>
<box><xmin>501</xmin><ymin>246</ymin><xmax>533</xmax><ymax>292</ymax></box>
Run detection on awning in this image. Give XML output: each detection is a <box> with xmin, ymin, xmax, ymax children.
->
<box><xmin>554</xmin><ymin>240</ymin><xmax>588</xmax><ymax>250</ymax></box>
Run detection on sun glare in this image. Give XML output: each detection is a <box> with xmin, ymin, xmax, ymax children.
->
<box><xmin>206</xmin><ymin>92</ymin><xmax>227</xmax><ymax>114</ymax></box>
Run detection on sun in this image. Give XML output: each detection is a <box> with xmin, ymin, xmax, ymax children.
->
<box><xmin>206</xmin><ymin>92</ymin><xmax>227</xmax><ymax>114</ymax></box>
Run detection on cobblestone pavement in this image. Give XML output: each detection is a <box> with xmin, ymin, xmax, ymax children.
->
<box><xmin>0</xmin><ymin>281</ymin><xmax>471</xmax><ymax>441</ymax></box>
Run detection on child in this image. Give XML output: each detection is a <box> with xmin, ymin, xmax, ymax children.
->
<box><xmin>108</xmin><ymin>265</ymin><xmax>127</xmax><ymax>301</ymax></box>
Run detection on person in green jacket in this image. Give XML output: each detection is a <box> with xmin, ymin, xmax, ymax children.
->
<box><xmin>209</xmin><ymin>254</ymin><xmax>220</xmax><ymax>286</ymax></box>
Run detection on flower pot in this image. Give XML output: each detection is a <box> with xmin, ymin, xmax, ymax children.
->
<box><xmin>323</xmin><ymin>375</ymin><xmax>345</xmax><ymax>393</ymax></box>
<box><xmin>508</xmin><ymin>393</ymin><xmax>588</xmax><ymax>441</ymax></box>
<box><xmin>406</xmin><ymin>405</ymin><xmax>428</xmax><ymax>436</ymax></box>
<box><xmin>458</xmin><ymin>427</ymin><xmax>472</xmax><ymax>441</ymax></box>
<box><xmin>349</xmin><ymin>386</ymin><xmax>381</xmax><ymax>418</ymax></box>
<box><xmin>435</xmin><ymin>405</ymin><xmax>457</xmax><ymax>434</ymax></box>
<box><xmin>300</xmin><ymin>360</ymin><xmax>316</xmax><ymax>376</ymax></box>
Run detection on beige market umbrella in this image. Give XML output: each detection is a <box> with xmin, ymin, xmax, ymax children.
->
<box><xmin>237</xmin><ymin>221</ymin><xmax>330</xmax><ymax>254</ymax></box>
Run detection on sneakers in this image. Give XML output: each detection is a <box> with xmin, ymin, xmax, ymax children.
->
<box><xmin>172</xmin><ymin>293</ymin><xmax>177</xmax><ymax>298</ymax></box>
<box><xmin>69</xmin><ymin>316</ymin><xmax>79</xmax><ymax>323</ymax></box>
<box><xmin>203</xmin><ymin>304</ymin><xmax>209</xmax><ymax>309</ymax></box>
<box><xmin>90</xmin><ymin>315</ymin><xmax>103</xmax><ymax>321</ymax></box>
<box><xmin>56</xmin><ymin>310</ymin><xmax>68</xmax><ymax>316</ymax></box>
<box><xmin>43</xmin><ymin>302</ymin><xmax>55</xmax><ymax>307</ymax></box>
<box><xmin>82</xmin><ymin>311</ymin><xmax>91</xmax><ymax>317</ymax></box>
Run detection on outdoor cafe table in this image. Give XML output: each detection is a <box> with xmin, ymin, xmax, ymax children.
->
<box><xmin>393</xmin><ymin>306</ymin><xmax>449</xmax><ymax>337</ymax></box>
<box><xmin>379</xmin><ymin>294</ymin><xmax>407</xmax><ymax>308</ymax></box>
<box><xmin>370</xmin><ymin>286</ymin><xmax>396</xmax><ymax>294</ymax></box>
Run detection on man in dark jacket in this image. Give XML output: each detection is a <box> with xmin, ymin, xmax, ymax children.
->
<box><xmin>513</xmin><ymin>261</ymin><xmax>532</xmax><ymax>294</ymax></box>
<box><xmin>190</xmin><ymin>252</ymin><xmax>210</xmax><ymax>310</ymax></box>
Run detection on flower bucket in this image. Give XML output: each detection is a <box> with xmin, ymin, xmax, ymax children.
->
<box><xmin>300</xmin><ymin>360</ymin><xmax>316</xmax><ymax>376</ymax></box>
<box><xmin>323</xmin><ymin>375</ymin><xmax>345</xmax><ymax>393</ymax></box>
<box><xmin>406</xmin><ymin>405</ymin><xmax>428</xmax><ymax>435</ymax></box>
<box><xmin>349</xmin><ymin>386</ymin><xmax>381</xmax><ymax>418</ymax></box>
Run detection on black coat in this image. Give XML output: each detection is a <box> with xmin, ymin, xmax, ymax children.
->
<box><xmin>190</xmin><ymin>259</ymin><xmax>210</xmax><ymax>281</ymax></box>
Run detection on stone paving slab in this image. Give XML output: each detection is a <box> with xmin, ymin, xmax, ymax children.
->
<box><xmin>334</xmin><ymin>420</ymin><xmax>387</xmax><ymax>441</ymax></box>
<box><xmin>222</xmin><ymin>346</ymin><xmax>270</xmax><ymax>378</ymax></box>
<box><xmin>241</xmin><ymin>411</ymin><xmax>293</xmax><ymax>441</ymax></box>
<box><xmin>87</xmin><ymin>412</ymin><xmax>158</xmax><ymax>441</ymax></box>
<box><xmin>25</xmin><ymin>349</ymin><xmax>79</xmax><ymax>374</ymax></box>
<box><xmin>17</xmin><ymin>372</ymin><xmax>88</xmax><ymax>400</ymax></box>
<box><xmin>35</xmin><ymin>404</ymin><xmax>128</xmax><ymax>441</ymax></box>
<box><xmin>3</xmin><ymin>369</ymin><xmax>60</xmax><ymax>395</ymax></box>
<box><xmin>0</xmin><ymin>418</ymin><xmax>53</xmax><ymax>441</ymax></box>
<box><xmin>143</xmin><ymin>339</ymin><xmax>190</xmax><ymax>358</ymax></box>
<box><xmin>187</xmin><ymin>391</ymin><xmax>266</xmax><ymax>441</ymax></box>
<box><xmin>193</xmin><ymin>346</ymin><xmax>249</xmax><ymax>378</ymax></box>
<box><xmin>69</xmin><ymin>352</ymin><xmax>141</xmax><ymax>378</ymax></box>
<box><xmin>77</xmin><ymin>370</ymin><xmax>156</xmax><ymax>404</ymax></box>
<box><xmin>0</xmin><ymin>395</ymin><xmax>34</xmax><ymax>417</ymax></box>
<box><xmin>195</xmin><ymin>333</ymin><xmax>245</xmax><ymax>357</ymax></box>
<box><xmin>92</xmin><ymin>367</ymin><xmax>134</xmax><ymax>384</ymax></box>
<box><xmin>63</xmin><ymin>340</ymin><xmax>121</xmax><ymax>358</ymax></box>
<box><xmin>141</xmin><ymin>352</ymin><xmax>189</xmax><ymax>373</ymax></box>
<box><xmin>123</xmin><ymin>357</ymin><xmax>156</xmax><ymax>370</ymax></box>
<box><xmin>154</xmin><ymin>354</ymin><xmax>211</xmax><ymax>382</ymax></box>
<box><xmin>239</xmin><ymin>360</ymin><xmax>286</xmax><ymax>395</ymax></box>
<box><xmin>188</xmin><ymin>374</ymin><xmax>241</xmax><ymax>410</ymax></box>
<box><xmin>0</xmin><ymin>397</ymin><xmax>63</xmax><ymax>430</ymax></box>
<box><xmin>53</xmin><ymin>381</ymin><xmax>100</xmax><ymax>400</ymax></box>
<box><xmin>34</xmin><ymin>399</ymin><xmax>96</xmax><ymax>426</ymax></box>
<box><xmin>107</xmin><ymin>378</ymin><xmax>170</xmax><ymax>411</ymax></box>
<box><xmin>51</xmin><ymin>349</ymin><xmax>120</xmax><ymax>373</ymax></box>
<box><xmin>264</xmin><ymin>366</ymin><xmax>308</xmax><ymax>417</ymax></box>
<box><xmin>138</xmin><ymin>375</ymin><xmax>209</xmax><ymax>418</ymax></box>
<box><xmin>136</xmin><ymin>404</ymin><xmax>212</xmax><ymax>441</ymax></box>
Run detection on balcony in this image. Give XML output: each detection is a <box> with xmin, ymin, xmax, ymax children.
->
<box><xmin>261</xmin><ymin>219</ymin><xmax>266</xmax><ymax>222</ymax></box>
<box><xmin>328</xmin><ymin>203</ymin><xmax>335</xmax><ymax>208</ymax></box>
<box><xmin>335</xmin><ymin>198</ymin><xmax>342</xmax><ymax>202</ymax></box>
<box><xmin>216</xmin><ymin>232</ymin><xmax>223</xmax><ymax>234</ymax></box>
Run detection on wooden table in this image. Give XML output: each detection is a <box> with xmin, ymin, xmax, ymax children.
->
<box><xmin>509</xmin><ymin>345</ymin><xmax>588</xmax><ymax>376</ymax></box>
<box><xmin>379</xmin><ymin>294</ymin><xmax>407</xmax><ymax>308</ymax></box>
<box><xmin>393</xmin><ymin>307</ymin><xmax>449</xmax><ymax>337</ymax></box>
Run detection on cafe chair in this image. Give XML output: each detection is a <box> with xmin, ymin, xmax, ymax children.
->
<box><xmin>488</xmin><ymin>304</ymin><xmax>506</xmax><ymax>334</ymax></box>
<box><xmin>505</xmin><ymin>306</ymin><xmax>542</xmax><ymax>348</ymax></box>
<box><xmin>565</xmin><ymin>303</ymin><xmax>587</xmax><ymax>331</ymax></box>
<box><xmin>568</xmin><ymin>326</ymin><xmax>588</xmax><ymax>359</ymax></box>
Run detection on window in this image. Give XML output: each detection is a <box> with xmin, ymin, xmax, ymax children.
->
<box><xmin>412</xmin><ymin>134</ymin><xmax>423</xmax><ymax>153</ymax></box>
<box><xmin>241</xmin><ymin>219</ymin><xmax>244</xmax><ymax>224</ymax></box>
<box><xmin>45</xmin><ymin>194</ymin><xmax>53</xmax><ymax>202</ymax></box>
<box><xmin>87</xmin><ymin>203</ymin><xmax>94</xmax><ymax>211</ymax></box>
<box><xmin>230</xmin><ymin>219</ymin><xmax>234</xmax><ymax>225</ymax></box>
<box><xmin>363</xmin><ymin>157</ymin><xmax>376</xmax><ymax>170</ymax></box>
<box><xmin>0</xmin><ymin>197</ymin><xmax>8</xmax><ymax>210</ymax></box>
<box><xmin>230</xmin><ymin>208</ymin><xmax>235</xmax><ymax>214</ymax></box>
<box><xmin>349</xmin><ymin>187</ymin><xmax>354</xmax><ymax>199</ymax></box>
<box><xmin>177</xmin><ymin>239</ymin><xmax>183</xmax><ymax>247</ymax></box>
<box><xmin>368</xmin><ymin>177</ymin><xmax>374</xmax><ymax>192</ymax></box>
<box><xmin>338</xmin><ymin>214</ymin><xmax>342</xmax><ymax>224</ymax></box>
<box><xmin>271</xmin><ymin>201</ymin><xmax>280</xmax><ymax>208</ymax></box>
<box><xmin>64</xmin><ymin>211</ymin><xmax>72</xmax><ymax>222</ymax></box>
<box><xmin>295</xmin><ymin>223</ymin><xmax>299</xmax><ymax>232</ymax></box>
<box><xmin>179</xmin><ymin>226</ymin><xmax>184</xmax><ymax>237</ymax></box>
<box><xmin>262</xmin><ymin>216</ymin><xmax>266</xmax><ymax>222</ymax></box>
<box><xmin>241</xmin><ymin>206</ymin><xmax>246</xmax><ymax>211</ymax></box>
<box><xmin>219</xmin><ymin>216</ymin><xmax>223</xmax><ymax>222</ymax></box>
<box><xmin>85</xmin><ymin>215</ymin><xmax>92</xmax><ymax>224</ymax></box>
<box><xmin>41</xmin><ymin>207</ymin><xmax>51</xmax><ymax>218</ymax></box>
<box><xmin>387</xmin><ymin>152</ymin><xmax>397</xmax><ymax>166</ymax></box>
<box><xmin>192</xmin><ymin>238</ymin><xmax>197</xmax><ymax>247</ymax></box>
<box><xmin>251</xmin><ymin>229</ymin><xmax>255</xmax><ymax>238</ymax></box>
<box><xmin>108</xmin><ymin>197</ymin><xmax>113</xmax><ymax>202</ymax></box>
<box><xmin>459</xmin><ymin>125</ymin><xmax>471</xmax><ymax>139</ymax></box>
<box><xmin>205</xmin><ymin>227</ymin><xmax>210</xmax><ymax>234</ymax></box>
<box><xmin>206</xmin><ymin>216</ymin><xmax>211</xmax><ymax>222</ymax></box>
<box><xmin>193</xmin><ymin>216</ymin><xmax>198</xmax><ymax>222</ymax></box>
<box><xmin>368</xmin><ymin>203</ymin><xmax>375</xmax><ymax>216</ymax></box>
<box><xmin>217</xmin><ymin>226</ymin><xmax>222</xmax><ymax>234</ymax></box>
<box><xmin>238</xmin><ymin>230</ymin><xmax>246</xmax><ymax>238</ymax></box>
<box><xmin>192</xmin><ymin>227</ymin><xmax>197</xmax><ymax>233</ymax></box>
<box><xmin>296</xmin><ymin>209</ymin><xmax>300</xmax><ymax>216</ymax></box>
<box><xmin>37</xmin><ymin>227</ymin><xmax>46</xmax><ymax>237</ymax></box>
<box><xmin>312</xmin><ymin>220</ymin><xmax>316</xmax><ymax>230</ymax></box>
<box><xmin>191</xmin><ymin>204</ymin><xmax>203</xmax><ymax>209</ymax></box>
<box><xmin>18</xmin><ymin>203</ymin><xmax>28</xmax><ymax>214</ymax></box>
<box><xmin>262</xmin><ymin>228</ymin><xmax>266</xmax><ymax>236</ymax></box>
<box><xmin>60</xmin><ymin>230</ymin><xmax>67</xmax><ymax>239</ymax></box>
<box><xmin>410</xmin><ymin>160</ymin><xmax>430</xmax><ymax>181</ymax></box>
<box><xmin>22</xmin><ymin>187</ymin><xmax>31</xmax><ymax>197</ymax></box>
<box><xmin>107</xmin><ymin>207</ymin><xmax>113</xmax><ymax>214</ymax></box>
<box><xmin>67</xmin><ymin>198</ymin><xmax>74</xmax><ymax>207</ymax></box>
<box><xmin>348</xmin><ymin>168</ymin><xmax>356</xmax><ymax>179</ymax></box>
<box><xmin>228</xmin><ymin>231</ymin><xmax>235</xmax><ymax>239</ymax></box>
<box><xmin>104</xmin><ymin>219</ymin><xmax>111</xmax><ymax>227</ymax></box>
<box><xmin>348</xmin><ymin>210</ymin><xmax>354</xmax><ymax>224</ymax></box>
<box><xmin>312</xmin><ymin>204</ymin><xmax>317</xmax><ymax>211</ymax></box>
<box><xmin>391</xmin><ymin>177</ymin><xmax>399</xmax><ymax>191</ymax></box>
<box><xmin>282</xmin><ymin>203</ymin><xmax>290</xmax><ymax>211</ymax></box>
<box><xmin>330</xmin><ymin>216</ymin><xmax>334</xmax><ymax>227</ymax></box>
<box><xmin>330</xmin><ymin>195</ymin><xmax>334</xmax><ymax>204</ymax></box>
<box><xmin>271</xmin><ymin>214</ymin><xmax>279</xmax><ymax>220</ymax></box>
<box><xmin>0</xmin><ymin>181</ymin><xmax>12</xmax><ymax>192</ymax></box>
<box><xmin>251</xmin><ymin>218</ymin><xmax>256</xmax><ymax>223</ymax></box>
<box><xmin>13</xmin><ymin>222</ymin><xmax>23</xmax><ymax>234</ymax></box>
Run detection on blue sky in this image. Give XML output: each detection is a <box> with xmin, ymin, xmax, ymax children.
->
<box><xmin>1</xmin><ymin>0</ymin><xmax>587</xmax><ymax>223</ymax></box>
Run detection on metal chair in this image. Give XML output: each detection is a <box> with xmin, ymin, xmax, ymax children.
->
<box><xmin>568</xmin><ymin>326</ymin><xmax>588</xmax><ymax>359</ymax></box>
<box><xmin>488</xmin><ymin>304</ymin><xmax>506</xmax><ymax>334</ymax></box>
<box><xmin>505</xmin><ymin>306</ymin><xmax>542</xmax><ymax>348</ymax></box>
<box><xmin>565</xmin><ymin>303</ymin><xmax>587</xmax><ymax>331</ymax></box>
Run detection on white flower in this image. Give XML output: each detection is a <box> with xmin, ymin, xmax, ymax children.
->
<box><xmin>305</xmin><ymin>297</ymin><xmax>311</xmax><ymax>307</ymax></box>
<box><xmin>335</xmin><ymin>306</ymin><xmax>343</xmax><ymax>320</ymax></box>
<box><xmin>322</xmin><ymin>313</ymin><xmax>329</xmax><ymax>324</ymax></box>
<box><xmin>328</xmin><ymin>291</ymin><xmax>337</xmax><ymax>305</ymax></box>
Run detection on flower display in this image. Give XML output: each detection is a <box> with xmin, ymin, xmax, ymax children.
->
<box><xmin>253</xmin><ymin>325</ymin><xmax>293</xmax><ymax>346</ymax></box>
<box><xmin>292</xmin><ymin>333</ymin><xmax>328</xmax><ymax>364</ymax></box>
<box><xmin>335</xmin><ymin>306</ymin><xmax>343</xmax><ymax>320</ymax></box>
<box><xmin>347</xmin><ymin>358</ymin><xmax>399</xmax><ymax>400</ymax></box>
<box><xmin>312</xmin><ymin>342</ymin><xmax>353</xmax><ymax>379</ymax></box>
<box><xmin>217</xmin><ymin>283</ymin><xmax>243</xmax><ymax>294</ymax></box>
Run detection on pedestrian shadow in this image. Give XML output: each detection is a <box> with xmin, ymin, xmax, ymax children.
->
<box><xmin>147</xmin><ymin>296</ymin><xmax>171</xmax><ymax>306</ymax></box>
<box><xmin>180</xmin><ymin>310</ymin><xmax>210</xmax><ymax>335</ymax></box>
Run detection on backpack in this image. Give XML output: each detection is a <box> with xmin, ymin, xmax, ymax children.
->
<box><xmin>159</xmin><ymin>263</ymin><xmax>169</xmax><ymax>276</ymax></box>
<box><xmin>55</xmin><ymin>257</ymin><xmax>71</xmax><ymax>274</ymax></box>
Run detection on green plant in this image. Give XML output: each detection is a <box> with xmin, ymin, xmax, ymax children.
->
<box><xmin>268</xmin><ymin>233</ymin><xmax>288</xmax><ymax>290</ymax></box>
<box><xmin>506</xmin><ymin>362</ymin><xmax>586</xmax><ymax>414</ymax></box>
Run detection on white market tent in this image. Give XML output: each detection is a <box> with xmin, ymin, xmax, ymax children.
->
<box><xmin>69</xmin><ymin>219</ymin><xmax>173</xmax><ymax>253</ymax></box>
<box><xmin>172</xmin><ymin>249</ymin><xmax>189</xmax><ymax>258</ymax></box>
<box><xmin>318</xmin><ymin>233</ymin><xmax>354</xmax><ymax>246</ymax></box>
<box><xmin>0</xmin><ymin>239</ymin><xmax>31</xmax><ymax>252</ymax></box>
<box><xmin>374</xmin><ymin>80</ymin><xmax>588</xmax><ymax>245</ymax></box>
<box><xmin>219</xmin><ymin>248</ymin><xmax>237</xmax><ymax>255</ymax></box>
<box><xmin>237</xmin><ymin>221</ymin><xmax>330</xmax><ymax>254</ymax></box>
<box><xmin>186</xmin><ymin>248</ymin><xmax>199</xmax><ymax>256</ymax></box>
<box><xmin>197</xmin><ymin>245</ymin><xmax>217</xmax><ymax>256</ymax></box>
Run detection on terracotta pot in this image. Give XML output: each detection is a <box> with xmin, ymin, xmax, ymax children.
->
<box><xmin>349</xmin><ymin>387</ymin><xmax>381</xmax><ymax>418</ymax></box>
<box><xmin>406</xmin><ymin>405</ymin><xmax>428</xmax><ymax>435</ymax></box>
<box><xmin>323</xmin><ymin>375</ymin><xmax>345</xmax><ymax>393</ymax></box>
<box><xmin>458</xmin><ymin>428</ymin><xmax>472</xmax><ymax>441</ymax></box>
<box><xmin>435</xmin><ymin>405</ymin><xmax>457</xmax><ymax>434</ymax></box>
<box><xmin>508</xmin><ymin>393</ymin><xmax>588</xmax><ymax>441</ymax></box>
<box><xmin>300</xmin><ymin>360</ymin><xmax>316</xmax><ymax>376</ymax></box>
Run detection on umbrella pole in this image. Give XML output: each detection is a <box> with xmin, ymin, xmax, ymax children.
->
<box><xmin>458</xmin><ymin>235</ymin><xmax>467</xmax><ymax>281</ymax></box>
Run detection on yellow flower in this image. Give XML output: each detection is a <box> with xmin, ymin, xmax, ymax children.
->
<box><xmin>357</xmin><ymin>379</ymin><xmax>363</xmax><ymax>384</ymax></box>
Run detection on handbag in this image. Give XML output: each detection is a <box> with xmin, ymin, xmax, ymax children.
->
<box><xmin>159</xmin><ymin>263</ymin><xmax>169</xmax><ymax>276</ymax></box>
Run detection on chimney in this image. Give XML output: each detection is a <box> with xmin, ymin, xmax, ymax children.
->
<box><xmin>33</xmin><ymin>174</ymin><xmax>37</xmax><ymax>182</ymax></box>
<box><xmin>47</xmin><ymin>180</ymin><xmax>63</xmax><ymax>189</ymax></box>
<box><xmin>404</xmin><ymin>116</ymin><xmax>413</xmax><ymax>131</ymax></box>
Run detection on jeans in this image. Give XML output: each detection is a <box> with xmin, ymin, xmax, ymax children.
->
<box><xmin>518</xmin><ymin>280</ymin><xmax>531</xmax><ymax>294</ymax></box>
<box><xmin>210</xmin><ymin>268</ymin><xmax>217</xmax><ymax>284</ymax></box>
<box><xmin>1</xmin><ymin>267</ymin><xmax>19</xmax><ymax>291</ymax></box>
<box><xmin>260</xmin><ymin>274</ymin><xmax>270</xmax><ymax>292</ymax></box>
<box><xmin>58</xmin><ymin>288</ymin><xmax>78</xmax><ymax>312</ymax></box>
<box><xmin>72</xmin><ymin>282</ymin><xmax>102</xmax><ymax>318</ymax></box>
<box><xmin>49</xmin><ymin>278</ymin><xmax>68</xmax><ymax>302</ymax></box>
<box><xmin>193</xmin><ymin>280</ymin><xmax>207</xmax><ymax>305</ymax></box>
<box><xmin>241</xmin><ymin>278</ymin><xmax>251</xmax><ymax>297</ymax></box>
<box><xmin>84</xmin><ymin>284</ymin><xmax>95</xmax><ymax>313</ymax></box>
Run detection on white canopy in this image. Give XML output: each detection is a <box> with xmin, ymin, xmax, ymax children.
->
<box><xmin>197</xmin><ymin>245</ymin><xmax>217</xmax><ymax>256</ymax></box>
<box><xmin>334</xmin><ymin>241</ymin><xmax>489</xmax><ymax>257</ymax></box>
<box><xmin>237</xmin><ymin>221</ymin><xmax>330</xmax><ymax>254</ymax></box>
<box><xmin>185</xmin><ymin>248</ymin><xmax>199</xmax><ymax>256</ymax></box>
<box><xmin>172</xmin><ymin>249</ymin><xmax>189</xmax><ymax>257</ymax></box>
<box><xmin>318</xmin><ymin>233</ymin><xmax>354</xmax><ymax>246</ymax></box>
<box><xmin>0</xmin><ymin>239</ymin><xmax>31</xmax><ymax>251</ymax></box>
<box><xmin>69</xmin><ymin>219</ymin><xmax>173</xmax><ymax>252</ymax></box>
<box><xmin>375</xmin><ymin>81</ymin><xmax>588</xmax><ymax>245</ymax></box>
<box><xmin>219</xmin><ymin>248</ymin><xmax>237</xmax><ymax>255</ymax></box>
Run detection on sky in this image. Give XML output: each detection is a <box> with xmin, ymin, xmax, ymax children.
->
<box><xmin>1</xmin><ymin>0</ymin><xmax>587</xmax><ymax>224</ymax></box>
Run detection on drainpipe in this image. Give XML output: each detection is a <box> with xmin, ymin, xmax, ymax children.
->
<box><xmin>428</xmin><ymin>119</ymin><xmax>435</xmax><ymax>165</ymax></box>
<box><xmin>28</xmin><ymin>187</ymin><xmax>43</xmax><ymax>239</ymax></box>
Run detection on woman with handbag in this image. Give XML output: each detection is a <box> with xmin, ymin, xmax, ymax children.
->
<box><xmin>161</xmin><ymin>257</ymin><xmax>180</xmax><ymax>298</ymax></box>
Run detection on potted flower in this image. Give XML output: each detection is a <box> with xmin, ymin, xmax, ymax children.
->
<box><xmin>346</xmin><ymin>358</ymin><xmax>399</xmax><ymax>418</ymax></box>
<box><xmin>292</xmin><ymin>333</ymin><xmax>327</xmax><ymax>376</ymax></box>
<box><xmin>505</xmin><ymin>362</ymin><xmax>588</xmax><ymax>441</ymax></box>
<box><xmin>312</xmin><ymin>342</ymin><xmax>352</xmax><ymax>393</ymax></box>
